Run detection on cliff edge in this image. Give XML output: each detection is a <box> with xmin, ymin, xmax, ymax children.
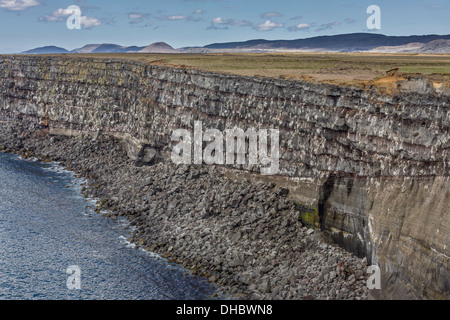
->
<box><xmin>0</xmin><ymin>55</ymin><xmax>448</xmax><ymax>299</ymax></box>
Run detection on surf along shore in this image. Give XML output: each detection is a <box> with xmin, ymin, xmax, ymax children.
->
<box><xmin>0</xmin><ymin>120</ymin><xmax>370</xmax><ymax>300</ymax></box>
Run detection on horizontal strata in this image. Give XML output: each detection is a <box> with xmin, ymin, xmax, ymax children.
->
<box><xmin>0</xmin><ymin>56</ymin><xmax>448</xmax><ymax>178</ymax></box>
<box><xmin>0</xmin><ymin>55</ymin><xmax>448</xmax><ymax>299</ymax></box>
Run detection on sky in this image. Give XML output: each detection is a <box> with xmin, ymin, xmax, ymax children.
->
<box><xmin>0</xmin><ymin>0</ymin><xmax>449</xmax><ymax>53</ymax></box>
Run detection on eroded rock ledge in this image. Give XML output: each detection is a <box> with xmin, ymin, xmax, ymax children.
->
<box><xmin>0</xmin><ymin>55</ymin><xmax>448</xmax><ymax>299</ymax></box>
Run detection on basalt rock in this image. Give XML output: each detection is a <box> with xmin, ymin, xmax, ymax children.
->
<box><xmin>0</xmin><ymin>55</ymin><xmax>448</xmax><ymax>299</ymax></box>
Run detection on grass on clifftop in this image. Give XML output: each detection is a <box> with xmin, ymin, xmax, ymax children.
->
<box><xmin>27</xmin><ymin>52</ymin><xmax>450</xmax><ymax>85</ymax></box>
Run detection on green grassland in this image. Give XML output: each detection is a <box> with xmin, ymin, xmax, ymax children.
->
<box><xmin>26</xmin><ymin>52</ymin><xmax>450</xmax><ymax>84</ymax></box>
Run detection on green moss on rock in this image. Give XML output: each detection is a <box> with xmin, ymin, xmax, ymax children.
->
<box><xmin>294</xmin><ymin>201</ymin><xmax>320</xmax><ymax>229</ymax></box>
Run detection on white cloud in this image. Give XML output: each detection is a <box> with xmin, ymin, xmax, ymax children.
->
<box><xmin>210</xmin><ymin>16</ymin><xmax>252</xmax><ymax>27</ymax></box>
<box><xmin>288</xmin><ymin>23</ymin><xmax>312</xmax><ymax>32</ymax></box>
<box><xmin>296</xmin><ymin>23</ymin><xmax>311</xmax><ymax>29</ymax></box>
<box><xmin>158</xmin><ymin>14</ymin><xmax>192</xmax><ymax>21</ymax></box>
<box><xmin>261</xmin><ymin>11</ymin><xmax>283</xmax><ymax>19</ymax></box>
<box><xmin>39</xmin><ymin>7</ymin><xmax>101</xmax><ymax>29</ymax></box>
<box><xmin>128</xmin><ymin>13</ymin><xmax>143</xmax><ymax>20</ymax></box>
<box><xmin>314</xmin><ymin>21</ymin><xmax>341</xmax><ymax>32</ymax></box>
<box><xmin>127</xmin><ymin>12</ymin><xmax>151</xmax><ymax>25</ymax></box>
<box><xmin>40</xmin><ymin>8</ymin><xmax>73</xmax><ymax>22</ymax></box>
<box><xmin>288</xmin><ymin>20</ymin><xmax>343</xmax><ymax>32</ymax></box>
<box><xmin>427</xmin><ymin>4</ymin><xmax>446</xmax><ymax>9</ymax></box>
<box><xmin>212</xmin><ymin>17</ymin><xmax>224</xmax><ymax>24</ymax></box>
<box><xmin>80</xmin><ymin>16</ymin><xmax>101</xmax><ymax>29</ymax></box>
<box><xmin>255</xmin><ymin>20</ymin><xmax>284</xmax><ymax>32</ymax></box>
<box><xmin>157</xmin><ymin>13</ymin><xmax>203</xmax><ymax>23</ymax></box>
<box><xmin>193</xmin><ymin>9</ymin><xmax>204</xmax><ymax>14</ymax></box>
<box><xmin>168</xmin><ymin>15</ymin><xmax>188</xmax><ymax>20</ymax></box>
<box><xmin>0</xmin><ymin>0</ymin><xmax>40</xmax><ymax>11</ymax></box>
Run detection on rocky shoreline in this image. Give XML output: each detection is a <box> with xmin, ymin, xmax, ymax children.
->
<box><xmin>0</xmin><ymin>120</ymin><xmax>370</xmax><ymax>300</ymax></box>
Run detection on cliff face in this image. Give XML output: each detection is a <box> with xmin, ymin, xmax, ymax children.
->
<box><xmin>0</xmin><ymin>55</ymin><xmax>448</xmax><ymax>299</ymax></box>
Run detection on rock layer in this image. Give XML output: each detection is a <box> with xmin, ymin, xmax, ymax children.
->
<box><xmin>0</xmin><ymin>55</ymin><xmax>448</xmax><ymax>299</ymax></box>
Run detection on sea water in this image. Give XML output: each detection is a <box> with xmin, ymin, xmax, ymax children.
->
<box><xmin>0</xmin><ymin>152</ymin><xmax>217</xmax><ymax>300</ymax></box>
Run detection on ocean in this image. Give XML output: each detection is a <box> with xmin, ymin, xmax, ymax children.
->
<box><xmin>0</xmin><ymin>152</ymin><xmax>217</xmax><ymax>300</ymax></box>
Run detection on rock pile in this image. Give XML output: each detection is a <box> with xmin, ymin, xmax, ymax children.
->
<box><xmin>0</xmin><ymin>121</ymin><xmax>370</xmax><ymax>300</ymax></box>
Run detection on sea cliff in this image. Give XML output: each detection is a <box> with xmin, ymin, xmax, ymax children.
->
<box><xmin>0</xmin><ymin>55</ymin><xmax>448</xmax><ymax>299</ymax></box>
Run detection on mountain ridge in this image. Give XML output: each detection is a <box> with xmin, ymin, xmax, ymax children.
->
<box><xmin>203</xmin><ymin>33</ymin><xmax>450</xmax><ymax>51</ymax></box>
<box><xmin>20</xmin><ymin>33</ymin><xmax>450</xmax><ymax>54</ymax></box>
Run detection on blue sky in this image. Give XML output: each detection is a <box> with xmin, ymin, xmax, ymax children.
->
<box><xmin>0</xmin><ymin>0</ymin><xmax>449</xmax><ymax>53</ymax></box>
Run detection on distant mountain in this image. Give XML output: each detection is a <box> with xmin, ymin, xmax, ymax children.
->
<box><xmin>21</xmin><ymin>46</ymin><xmax>69</xmax><ymax>54</ymax></box>
<box><xmin>71</xmin><ymin>42</ymin><xmax>175</xmax><ymax>54</ymax></box>
<box><xmin>70</xmin><ymin>43</ymin><xmax>145</xmax><ymax>54</ymax></box>
<box><xmin>126</xmin><ymin>46</ymin><xmax>147</xmax><ymax>53</ymax></box>
<box><xmin>420</xmin><ymin>39</ymin><xmax>450</xmax><ymax>53</ymax></box>
<box><xmin>368</xmin><ymin>39</ymin><xmax>450</xmax><ymax>54</ymax></box>
<box><xmin>20</xmin><ymin>34</ymin><xmax>450</xmax><ymax>55</ymax></box>
<box><xmin>71</xmin><ymin>44</ymin><xmax>101</xmax><ymax>54</ymax></box>
<box><xmin>89</xmin><ymin>44</ymin><xmax>144</xmax><ymax>53</ymax></box>
<box><xmin>139</xmin><ymin>42</ymin><xmax>177</xmax><ymax>53</ymax></box>
<box><xmin>369</xmin><ymin>42</ymin><xmax>426</xmax><ymax>54</ymax></box>
<box><xmin>204</xmin><ymin>33</ymin><xmax>450</xmax><ymax>52</ymax></box>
